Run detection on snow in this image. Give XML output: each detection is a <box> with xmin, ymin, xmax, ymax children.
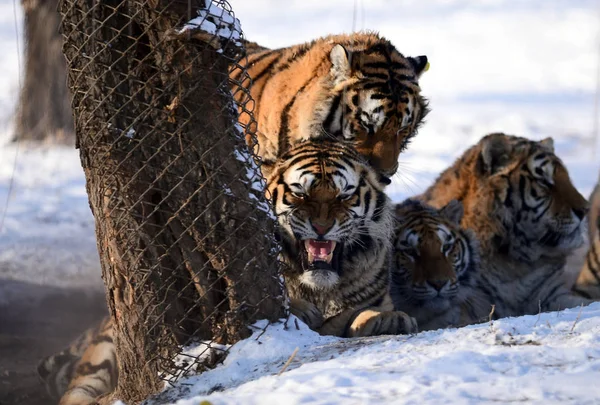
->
<box><xmin>179</xmin><ymin>1</ymin><xmax>242</xmax><ymax>46</ymax></box>
<box><xmin>0</xmin><ymin>145</ymin><xmax>102</xmax><ymax>301</ymax></box>
<box><xmin>151</xmin><ymin>304</ymin><xmax>600</xmax><ymax>405</ymax></box>
<box><xmin>1</xmin><ymin>0</ymin><xmax>600</xmax><ymax>404</ymax></box>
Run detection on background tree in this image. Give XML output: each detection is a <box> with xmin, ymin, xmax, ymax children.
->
<box><xmin>16</xmin><ymin>0</ymin><xmax>73</xmax><ymax>143</ymax></box>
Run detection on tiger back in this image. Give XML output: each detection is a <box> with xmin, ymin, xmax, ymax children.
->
<box><xmin>233</xmin><ymin>32</ymin><xmax>429</xmax><ymax>178</ymax></box>
<box><xmin>391</xmin><ymin>199</ymin><xmax>488</xmax><ymax>331</ymax></box>
<box><xmin>422</xmin><ymin>133</ymin><xmax>593</xmax><ymax>319</ymax></box>
<box><xmin>266</xmin><ymin>138</ymin><xmax>417</xmax><ymax>337</ymax></box>
<box><xmin>572</xmin><ymin>182</ymin><xmax>600</xmax><ymax>298</ymax></box>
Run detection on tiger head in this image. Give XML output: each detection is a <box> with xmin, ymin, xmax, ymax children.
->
<box><xmin>325</xmin><ymin>39</ymin><xmax>429</xmax><ymax>177</ymax></box>
<box><xmin>471</xmin><ymin>133</ymin><xmax>588</xmax><ymax>262</ymax></box>
<box><xmin>391</xmin><ymin>199</ymin><xmax>480</xmax><ymax>314</ymax></box>
<box><xmin>266</xmin><ymin>139</ymin><xmax>393</xmax><ymax>290</ymax></box>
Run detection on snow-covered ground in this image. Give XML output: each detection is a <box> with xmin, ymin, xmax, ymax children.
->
<box><xmin>149</xmin><ymin>304</ymin><xmax>600</xmax><ymax>405</ymax></box>
<box><xmin>1</xmin><ymin>0</ymin><xmax>600</xmax><ymax>403</ymax></box>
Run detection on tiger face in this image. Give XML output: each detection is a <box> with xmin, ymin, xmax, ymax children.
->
<box><xmin>327</xmin><ymin>42</ymin><xmax>429</xmax><ymax>177</ymax></box>
<box><xmin>267</xmin><ymin>139</ymin><xmax>392</xmax><ymax>290</ymax></box>
<box><xmin>391</xmin><ymin>199</ymin><xmax>480</xmax><ymax>315</ymax></box>
<box><xmin>477</xmin><ymin>134</ymin><xmax>588</xmax><ymax>262</ymax></box>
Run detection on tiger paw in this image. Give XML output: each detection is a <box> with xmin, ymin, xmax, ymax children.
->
<box><xmin>289</xmin><ymin>298</ymin><xmax>324</xmax><ymax>330</ymax></box>
<box><xmin>349</xmin><ymin>310</ymin><xmax>418</xmax><ymax>337</ymax></box>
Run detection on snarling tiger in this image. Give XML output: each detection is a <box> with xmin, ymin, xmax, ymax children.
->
<box><xmin>39</xmin><ymin>138</ymin><xmax>418</xmax><ymax>404</ymax></box>
<box><xmin>233</xmin><ymin>32</ymin><xmax>429</xmax><ymax>178</ymax></box>
<box><xmin>572</xmin><ymin>182</ymin><xmax>600</xmax><ymax>298</ymax></box>
<box><xmin>421</xmin><ymin>133</ymin><xmax>594</xmax><ymax>319</ymax></box>
<box><xmin>391</xmin><ymin>199</ymin><xmax>488</xmax><ymax>331</ymax></box>
<box><xmin>267</xmin><ymin>138</ymin><xmax>417</xmax><ymax>336</ymax></box>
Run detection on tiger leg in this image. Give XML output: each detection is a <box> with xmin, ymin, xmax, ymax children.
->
<box><xmin>541</xmin><ymin>288</ymin><xmax>595</xmax><ymax>313</ymax></box>
<box><xmin>348</xmin><ymin>309</ymin><xmax>418</xmax><ymax>337</ymax></box>
<box><xmin>58</xmin><ymin>321</ymin><xmax>117</xmax><ymax>405</ymax></box>
<box><xmin>289</xmin><ymin>297</ymin><xmax>324</xmax><ymax>330</ymax></box>
<box><xmin>319</xmin><ymin>295</ymin><xmax>418</xmax><ymax>337</ymax></box>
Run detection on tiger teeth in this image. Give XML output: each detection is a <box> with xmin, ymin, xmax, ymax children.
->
<box><xmin>304</xmin><ymin>240</ymin><xmax>336</xmax><ymax>264</ymax></box>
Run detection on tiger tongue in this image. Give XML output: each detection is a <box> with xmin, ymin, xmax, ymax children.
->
<box><xmin>304</xmin><ymin>239</ymin><xmax>336</xmax><ymax>263</ymax></box>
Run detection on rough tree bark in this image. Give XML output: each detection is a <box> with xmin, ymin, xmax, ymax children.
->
<box><xmin>16</xmin><ymin>0</ymin><xmax>74</xmax><ymax>143</ymax></box>
<box><xmin>60</xmin><ymin>1</ymin><xmax>285</xmax><ymax>403</ymax></box>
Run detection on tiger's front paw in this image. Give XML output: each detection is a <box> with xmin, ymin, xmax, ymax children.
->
<box><xmin>349</xmin><ymin>310</ymin><xmax>418</xmax><ymax>337</ymax></box>
<box><xmin>289</xmin><ymin>298</ymin><xmax>324</xmax><ymax>330</ymax></box>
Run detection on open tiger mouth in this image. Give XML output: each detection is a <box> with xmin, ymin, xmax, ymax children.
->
<box><xmin>305</xmin><ymin>240</ymin><xmax>336</xmax><ymax>264</ymax></box>
<box><xmin>300</xmin><ymin>239</ymin><xmax>343</xmax><ymax>273</ymax></box>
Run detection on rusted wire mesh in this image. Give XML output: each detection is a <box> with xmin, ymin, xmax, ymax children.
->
<box><xmin>59</xmin><ymin>0</ymin><xmax>286</xmax><ymax>401</ymax></box>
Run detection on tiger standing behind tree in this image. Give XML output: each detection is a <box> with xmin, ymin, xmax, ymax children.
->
<box><xmin>421</xmin><ymin>133</ymin><xmax>594</xmax><ymax>319</ymax></box>
<box><xmin>233</xmin><ymin>32</ymin><xmax>429</xmax><ymax>178</ymax></box>
<box><xmin>38</xmin><ymin>138</ymin><xmax>418</xmax><ymax>405</ymax></box>
<box><xmin>391</xmin><ymin>199</ymin><xmax>490</xmax><ymax>331</ymax></box>
<box><xmin>572</xmin><ymin>182</ymin><xmax>600</xmax><ymax>298</ymax></box>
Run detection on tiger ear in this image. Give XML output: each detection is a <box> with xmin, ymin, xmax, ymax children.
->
<box><xmin>477</xmin><ymin>133</ymin><xmax>512</xmax><ymax>175</ymax></box>
<box><xmin>439</xmin><ymin>199</ymin><xmax>464</xmax><ymax>225</ymax></box>
<box><xmin>408</xmin><ymin>55</ymin><xmax>429</xmax><ymax>78</ymax></box>
<box><xmin>395</xmin><ymin>198</ymin><xmax>426</xmax><ymax>220</ymax></box>
<box><xmin>539</xmin><ymin>137</ymin><xmax>555</xmax><ymax>152</ymax></box>
<box><xmin>330</xmin><ymin>44</ymin><xmax>351</xmax><ymax>85</ymax></box>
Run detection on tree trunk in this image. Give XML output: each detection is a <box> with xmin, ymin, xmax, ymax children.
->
<box><xmin>16</xmin><ymin>0</ymin><xmax>74</xmax><ymax>143</ymax></box>
<box><xmin>59</xmin><ymin>1</ymin><xmax>285</xmax><ymax>403</ymax></box>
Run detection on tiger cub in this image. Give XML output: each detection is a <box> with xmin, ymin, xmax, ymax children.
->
<box><xmin>267</xmin><ymin>138</ymin><xmax>417</xmax><ymax>337</ymax></box>
<box><xmin>572</xmin><ymin>182</ymin><xmax>600</xmax><ymax>298</ymax></box>
<box><xmin>421</xmin><ymin>133</ymin><xmax>593</xmax><ymax>319</ymax></box>
<box><xmin>391</xmin><ymin>199</ymin><xmax>488</xmax><ymax>331</ymax></box>
<box><xmin>233</xmin><ymin>32</ymin><xmax>429</xmax><ymax>178</ymax></box>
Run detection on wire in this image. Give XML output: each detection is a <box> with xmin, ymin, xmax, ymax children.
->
<box><xmin>0</xmin><ymin>0</ymin><xmax>24</xmax><ymax>234</ymax></box>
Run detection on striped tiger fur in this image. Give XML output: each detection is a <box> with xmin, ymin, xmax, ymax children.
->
<box><xmin>267</xmin><ymin>138</ymin><xmax>417</xmax><ymax>337</ymax></box>
<box><xmin>37</xmin><ymin>317</ymin><xmax>115</xmax><ymax>405</ymax></box>
<box><xmin>38</xmin><ymin>138</ymin><xmax>418</xmax><ymax>403</ymax></box>
<box><xmin>421</xmin><ymin>133</ymin><xmax>594</xmax><ymax>319</ymax></box>
<box><xmin>572</xmin><ymin>182</ymin><xmax>600</xmax><ymax>298</ymax></box>
<box><xmin>391</xmin><ymin>199</ymin><xmax>489</xmax><ymax>331</ymax></box>
<box><xmin>233</xmin><ymin>32</ymin><xmax>429</xmax><ymax>178</ymax></box>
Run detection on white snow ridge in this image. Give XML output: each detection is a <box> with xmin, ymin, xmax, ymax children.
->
<box><xmin>149</xmin><ymin>304</ymin><xmax>600</xmax><ymax>405</ymax></box>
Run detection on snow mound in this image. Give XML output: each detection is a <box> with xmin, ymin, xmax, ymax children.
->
<box><xmin>149</xmin><ymin>303</ymin><xmax>600</xmax><ymax>405</ymax></box>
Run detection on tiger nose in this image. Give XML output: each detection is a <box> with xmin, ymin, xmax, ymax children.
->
<box><xmin>427</xmin><ymin>280</ymin><xmax>448</xmax><ymax>291</ymax></box>
<box><xmin>312</xmin><ymin>220</ymin><xmax>332</xmax><ymax>235</ymax></box>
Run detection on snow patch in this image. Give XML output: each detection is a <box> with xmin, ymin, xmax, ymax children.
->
<box><xmin>147</xmin><ymin>304</ymin><xmax>600</xmax><ymax>405</ymax></box>
<box><xmin>179</xmin><ymin>2</ymin><xmax>242</xmax><ymax>47</ymax></box>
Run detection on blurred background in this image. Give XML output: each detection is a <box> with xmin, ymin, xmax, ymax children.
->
<box><xmin>0</xmin><ymin>0</ymin><xmax>598</xmax><ymax>403</ymax></box>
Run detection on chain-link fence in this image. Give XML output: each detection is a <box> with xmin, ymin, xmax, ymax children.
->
<box><xmin>59</xmin><ymin>0</ymin><xmax>286</xmax><ymax>402</ymax></box>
